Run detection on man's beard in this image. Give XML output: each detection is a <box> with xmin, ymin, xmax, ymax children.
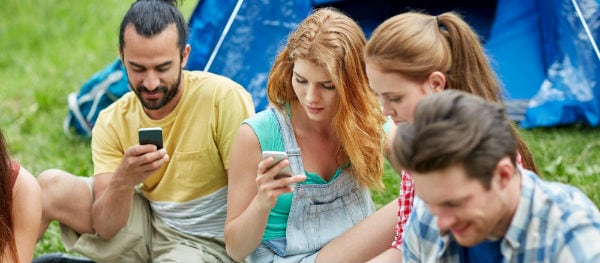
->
<box><xmin>133</xmin><ymin>71</ymin><xmax>181</xmax><ymax>110</ymax></box>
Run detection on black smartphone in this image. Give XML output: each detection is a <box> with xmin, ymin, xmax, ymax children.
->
<box><xmin>138</xmin><ymin>127</ymin><xmax>163</xmax><ymax>149</ymax></box>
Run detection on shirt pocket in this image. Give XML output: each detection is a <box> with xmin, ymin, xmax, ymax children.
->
<box><xmin>168</xmin><ymin>149</ymin><xmax>226</xmax><ymax>191</ymax></box>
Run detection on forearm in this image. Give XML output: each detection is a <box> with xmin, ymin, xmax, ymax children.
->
<box><xmin>367</xmin><ymin>247</ymin><xmax>403</xmax><ymax>263</ymax></box>
<box><xmin>225</xmin><ymin>198</ymin><xmax>271</xmax><ymax>262</ymax></box>
<box><xmin>90</xmin><ymin>145</ymin><xmax>167</xmax><ymax>239</ymax></box>
<box><xmin>91</xmin><ymin>179</ymin><xmax>135</xmax><ymax>239</ymax></box>
<box><xmin>316</xmin><ymin>200</ymin><xmax>397</xmax><ymax>262</ymax></box>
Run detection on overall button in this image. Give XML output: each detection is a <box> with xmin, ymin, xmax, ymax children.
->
<box><xmin>297</xmin><ymin>188</ymin><xmax>305</xmax><ymax>196</ymax></box>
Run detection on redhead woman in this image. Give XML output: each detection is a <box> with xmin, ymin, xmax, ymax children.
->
<box><xmin>224</xmin><ymin>7</ymin><xmax>386</xmax><ymax>263</ymax></box>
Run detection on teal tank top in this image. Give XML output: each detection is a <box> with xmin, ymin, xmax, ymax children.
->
<box><xmin>243</xmin><ymin>108</ymin><xmax>345</xmax><ymax>240</ymax></box>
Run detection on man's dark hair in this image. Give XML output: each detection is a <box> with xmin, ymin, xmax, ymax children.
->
<box><xmin>119</xmin><ymin>0</ymin><xmax>188</xmax><ymax>56</ymax></box>
<box><xmin>391</xmin><ymin>90</ymin><xmax>517</xmax><ymax>188</ymax></box>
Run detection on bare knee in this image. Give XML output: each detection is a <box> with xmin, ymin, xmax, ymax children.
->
<box><xmin>38</xmin><ymin>168</ymin><xmax>67</xmax><ymax>186</ymax></box>
<box><xmin>38</xmin><ymin>169</ymin><xmax>82</xmax><ymax>200</ymax></box>
<box><xmin>37</xmin><ymin>169</ymin><xmax>92</xmax><ymax>223</ymax></box>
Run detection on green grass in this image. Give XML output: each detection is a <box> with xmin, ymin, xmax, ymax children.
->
<box><xmin>2</xmin><ymin>0</ymin><xmax>599</xmax><ymax>259</ymax></box>
<box><xmin>520</xmin><ymin>125</ymin><xmax>600</xmax><ymax>205</ymax></box>
<box><xmin>1</xmin><ymin>0</ymin><xmax>198</xmax><ymax>257</ymax></box>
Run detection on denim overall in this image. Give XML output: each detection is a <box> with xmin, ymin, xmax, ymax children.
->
<box><xmin>249</xmin><ymin>108</ymin><xmax>375</xmax><ymax>263</ymax></box>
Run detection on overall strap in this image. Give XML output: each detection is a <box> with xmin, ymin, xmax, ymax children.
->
<box><xmin>270</xmin><ymin>107</ymin><xmax>304</xmax><ymax>176</ymax></box>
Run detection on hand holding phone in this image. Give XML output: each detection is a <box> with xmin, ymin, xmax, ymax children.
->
<box><xmin>139</xmin><ymin>127</ymin><xmax>163</xmax><ymax>150</ymax></box>
<box><xmin>262</xmin><ymin>151</ymin><xmax>295</xmax><ymax>189</ymax></box>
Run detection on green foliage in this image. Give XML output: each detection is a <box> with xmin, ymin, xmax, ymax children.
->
<box><xmin>520</xmin><ymin>125</ymin><xmax>600</xmax><ymax>206</ymax></box>
<box><xmin>371</xmin><ymin>160</ymin><xmax>400</xmax><ymax>209</ymax></box>
<box><xmin>2</xmin><ymin>0</ymin><xmax>599</xmax><ymax>259</ymax></box>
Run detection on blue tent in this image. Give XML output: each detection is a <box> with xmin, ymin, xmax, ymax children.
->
<box><xmin>184</xmin><ymin>0</ymin><xmax>600</xmax><ymax>127</ymax></box>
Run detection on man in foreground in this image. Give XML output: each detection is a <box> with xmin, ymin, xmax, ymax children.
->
<box><xmin>392</xmin><ymin>90</ymin><xmax>600</xmax><ymax>262</ymax></box>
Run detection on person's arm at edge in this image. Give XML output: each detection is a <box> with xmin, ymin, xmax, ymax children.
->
<box><xmin>11</xmin><ymin>166</ymin><xmax>41</xmax><ymax>263</ymax></box>
<box><xmin>224</xmin><ymin>124</ymin><xmax>272</xmax><ymax>262</ymax></box>
<box><xmin>369</xmin><ymin>168</ymin><xmax>415</xmax><ymax>262</ymax></box>
<box><xmin>316</xmin><ymin>199</ymin><xmax>398</xmax><ymax>262</ymax></box>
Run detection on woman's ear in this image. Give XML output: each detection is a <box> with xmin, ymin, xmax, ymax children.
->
<box><xmin>427</xmin><ymin>71</ymin><xmax>446</xmax><ymax>93</ymax></box>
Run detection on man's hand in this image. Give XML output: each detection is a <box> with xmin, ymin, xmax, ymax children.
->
<box><xmin>91</xmin><ymin>144</ymin><xmax>169</xmax><ymax>239</ymax></box>
<box><xmin>113</xmin><ymin>144</ymin><xmax>169</xmax><ymax>188</ymax></box>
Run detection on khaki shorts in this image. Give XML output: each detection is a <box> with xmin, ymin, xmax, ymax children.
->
<box><xmin>61</xmin><ymin>177</ymin><xmax>236</xmax><ymax>263</ymax></box>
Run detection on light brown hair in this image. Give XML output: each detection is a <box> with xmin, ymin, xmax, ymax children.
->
<box><xmin>365</xmin><ymin>11</ymin><xmax>537</xmax><ymax>173</ymax></box>
<box><xmin>392</xmin><ymin>90</ymin><xmax>517</xmax><ymax>188</ymax></box>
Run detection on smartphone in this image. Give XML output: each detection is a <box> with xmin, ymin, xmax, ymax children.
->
<box><xmin>139</xmin><ymin>127</ymin><xmax>163</xmax><ymax>149</ymax></box>
<box><xmin>262</xmin><ymin>151</ymin><xmax>296</xmax><ymax>189</ymax></box>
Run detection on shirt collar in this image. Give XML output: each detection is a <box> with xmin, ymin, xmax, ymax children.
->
<box><xmin>502</xmin><ymin>166</ymin><xmax>537</xmax><ymax>250</ymax></box>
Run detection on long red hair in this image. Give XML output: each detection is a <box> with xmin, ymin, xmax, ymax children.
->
<box><xmin>0</xmin><ymin>129</ymin><xmax>18</xmax><ymax>262</ymax></box>
<box><xmin>267</xmin><ymin>8</ymin><xmax>386</xmax><ymax>189</ymax></box>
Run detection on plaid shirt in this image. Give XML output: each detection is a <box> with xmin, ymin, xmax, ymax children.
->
<box><xmin>391</xmin><ymin>169</ymin><xmax>414</xmax><ymax>249</ymax></box>
<box><xmin>402</xmin><ymin>168</ymin><xmax>600</xmax><ymax>263</ymax></box>
<box><xmin>391</xmin><ymin>153</ymin><xmax>525</xmax><ymax>249</ymax></box>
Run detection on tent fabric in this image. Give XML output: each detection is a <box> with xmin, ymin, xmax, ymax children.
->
<box><xmin>186</xmin><ymin>0</ymin><xmax>312</xmax><ymax>112</ymax></box>
<box><xmin>521</xmin><ymin>0</ymin><xmax>600</xmax><ymax>128</ymax></box>
<box><xmin>484</xmin><ymin>0</ymin><xmax>546</xmax><ymax>101</ymax></box>
<box><xmin>185</xmin><ymin>0</ymin><xmax>499</xmax><ymax>112</ymax></box>
<box><xmin>184</xmin><ymin>0</ymin><xmax>600</xmax><ymax>127</ymax></box>
<box><xmin>484</xmin><ymin>0</ymin><xmax>547</xmax><ymax>122</ymax></box>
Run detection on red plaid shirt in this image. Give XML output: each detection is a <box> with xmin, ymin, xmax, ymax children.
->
<box><xmin>390</xmin><ymin>153</ymin><xmax>524</xmax><ymax>249</ymax></box>
<box><xmin>391</xmin><ymin>169</ymin><xmax>414</xmax><ymax>249</ymax></box>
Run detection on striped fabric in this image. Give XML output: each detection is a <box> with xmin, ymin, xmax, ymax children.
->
<box><xmin>150</xmin><ymin>186</ymin><xmax>228</xmax><ymax>238</ymax></box>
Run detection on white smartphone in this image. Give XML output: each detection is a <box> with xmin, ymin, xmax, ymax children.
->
<box><xmin>262</xmin><ymin>150</ymin><xmax>295</xmax><ymax>189</ymax></box>
<box><xmin>139</xmin><ymin>127</ymin><xmax>163</xmax><ymax>149</ymax></box>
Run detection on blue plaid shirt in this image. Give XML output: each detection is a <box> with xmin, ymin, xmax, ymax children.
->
<box><xmin>402</xmin><ymin>168</ymin><xmax>600</xmax><ymax>263</ymax></box>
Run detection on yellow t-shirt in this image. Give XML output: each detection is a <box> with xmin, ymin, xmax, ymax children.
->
<box><xmin>92</xmin><ymin>70</ymin><xmax>254</xmax><ymax>217</ymax></box>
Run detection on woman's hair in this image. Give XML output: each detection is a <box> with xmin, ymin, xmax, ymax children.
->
<box><xmin>0</xmin><ymin>129</ymin><xmax>18</xmax><ymax>262</ymax></box>
<box><xmin>365</xmin><ymin>11</ymin><xmax>537</xmax><ymax>173</ymax></box>
<box><xmin>393</xmin><ymin>90</ymin><xmax>517</xmax><ymax>189</ymax></box>
<box><xmin>267</xmin><ymin>7</ymin><xmax>386</xmax><ymax>189</ymax></box>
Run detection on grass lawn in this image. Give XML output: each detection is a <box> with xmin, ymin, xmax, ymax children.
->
<box><xmin>2</xmin><ymin>0</ymin><xmax>599</xmax><ymax>258</ymax></box>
